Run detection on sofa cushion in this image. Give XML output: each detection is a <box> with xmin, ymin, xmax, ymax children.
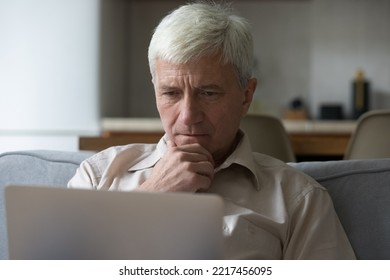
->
<box><xmin>290</xmin><ymin>158</ymin><xmax>390</xmax><ymax>260</ymax></box>
<box><xmin>0</xmin><ymin>150</ymin><xmax>93</xmax><ymax>260</ymax></box>
<box><xmin>1</xmin><ymin>150</ymin><xmax>390</xmax><ymax>260</ymax></box>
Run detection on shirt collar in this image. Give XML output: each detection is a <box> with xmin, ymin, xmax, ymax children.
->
<box><xmin>128</xmin><ymin>131</ymin><xmax>260</xmax><ymax>190</ymax></box>
<box><xmin>127</xmin><ymin>135</ymin><xmax>168</xmax><ymax>172</ymax></box>
<box><xmin>216</xmin><ymin>130</ymin><xmax>261</xmax><ymax>190</ymax></box>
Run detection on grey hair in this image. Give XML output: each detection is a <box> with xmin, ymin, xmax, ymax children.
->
<box><xmin>148</xmin><ymin>1</ymin><xmax>254</xmax><ymax>89</ymax></box>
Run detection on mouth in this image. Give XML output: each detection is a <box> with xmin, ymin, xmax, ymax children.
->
<box><xmin>175</xmin><ymin>133</ymin><xmax>210</xmax><ymax>144</ymax></box>
<box><xmin>181</xmin><ymin>133</ymin><xmax>207</xmax><ymax>137</ymax></box>
<box><xmin>179</xmin><ymin>134</ymin><xmax>209</xmax><ymax>139</ymax></box>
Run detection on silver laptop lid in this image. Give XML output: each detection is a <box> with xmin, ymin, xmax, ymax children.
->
<box><xmin>5</xmin><ymin>185</ymin><xmax>224</xmax><ymax>260</ymax></box>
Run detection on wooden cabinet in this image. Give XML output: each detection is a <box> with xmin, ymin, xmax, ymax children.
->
<box><xmin>283</xmin><ymin>120</ymin><xmax>355</xmax><ymax>159</ymax></box>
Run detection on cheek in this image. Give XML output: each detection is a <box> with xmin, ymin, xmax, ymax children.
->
<box><xmin>156</xmin><ymin>102</ymin><xmax>179</xmax><ymax>136</ymax></box>
<box><xmin>219</xmin><ymin>97</ymin><xmax>246</xmax><ymax>122</ymax></box>
<box><xmin>210</xmin><ymin>103</ymin><xmax>243</xmax><ymax>135</ymax></box>
<box><xmin>156</xmin><ymin>97</ymin><xmax>176</xmax><ymax>118</ymax></box>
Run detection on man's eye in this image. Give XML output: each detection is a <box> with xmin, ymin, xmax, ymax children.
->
<box><xmin>163</xmin><ymin>91</ymin><xmax>180</xmax><ymax>97</ymax></box>
<box><xmin>200</xmin><ymin>90</ymin><xmax>221</xmax><ymax>100</ymax></box>
<box><xmin>202</xmin><ymin>91</ymin><xmax>216</xmax><ymax>96</ymax></box>
<box><xmin>159</xmin><ymin>91</ymin><xmax>181</xmax><ymax>103</ymax></box>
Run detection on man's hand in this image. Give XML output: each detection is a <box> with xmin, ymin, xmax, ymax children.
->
<box><xmin>137</xmin><ymin>141</ymin><xmax>215</xmax><ymax>192</ymax></box>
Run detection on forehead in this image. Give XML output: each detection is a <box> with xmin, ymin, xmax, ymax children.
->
<box><xmin>154</xmin><ymin>56</ymin><xmax>238</xmax><ymax>86</ymax></box>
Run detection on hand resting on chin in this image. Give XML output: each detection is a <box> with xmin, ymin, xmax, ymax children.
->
<box><xmin>137</xmin><ymin>141</ymin><xmax>215</xmax><ymax>193</ymax></box>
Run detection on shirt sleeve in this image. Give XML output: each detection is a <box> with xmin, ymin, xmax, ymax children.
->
<box><xmin>67</xmin><ymin>159</ymin><xmax>99</xmax><ymax>189</ymax></box>
<box><xmin>284</xmin><ymin>185</ymin><xmax>356</xmax><ymax>259</ymax></box>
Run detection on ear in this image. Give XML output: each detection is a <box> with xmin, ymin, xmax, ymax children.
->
<box><xmin>241</xmin><ymin>78</ymin><xmax>257</xmax><ymax>117</ymax></box>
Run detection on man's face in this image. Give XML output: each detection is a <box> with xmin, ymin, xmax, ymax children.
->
<box><xmin>153</xmin><ymin>55</ymin><xmax>256</xmax><ymax>164</ymax></box>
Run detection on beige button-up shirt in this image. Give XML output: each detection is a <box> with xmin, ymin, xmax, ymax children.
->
<box><xmin>68</xmin><ymin>133</ymin><xmax>356</xmax><ymax>259</ymax></box>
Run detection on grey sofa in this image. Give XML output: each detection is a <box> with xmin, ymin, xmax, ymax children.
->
<box><xmin>1</xmin><ymin>150</ymin><xmax>390</xmax><ymax>260</ymax></box>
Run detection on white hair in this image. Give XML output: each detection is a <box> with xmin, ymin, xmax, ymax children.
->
<box><xmin>148</xmin><ymin>2</ymin><xmax>254</xmax><ymax>88</ymax></box>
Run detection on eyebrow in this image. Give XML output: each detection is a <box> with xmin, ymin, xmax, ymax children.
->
<box><xmin>195</xmin><ymin>84</ymin><xmax>224</xmax><ymax>91</ymax></box>
<box><xmin>157</xmin><ymin>85</ymin><xmax>180</xmax><ymax>92</ymax></box>
<box><xmin>157</xmin><ymin>84</ymin><xmax>224</xmax><ymax>91</ymax></box>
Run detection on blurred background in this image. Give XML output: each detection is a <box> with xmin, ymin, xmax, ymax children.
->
<box><xmin>1</xmin><ymin>0</ymin><xmax>390</xmax><ymax>152</ymax></box>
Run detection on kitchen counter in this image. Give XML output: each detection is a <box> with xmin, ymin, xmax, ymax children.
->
<box><xmin>79</xmin><ymin>117</ymin><xmax>357</xmax><ymax>160</ymax></box>
<box><xmin>282</xmin><ymin>119</ymin><xmax>356</xmax><ymax>134</ymax></box>
<box><xmin>102</xmin><ymin>117</ymin><xmax>356</xmax><ymax>134</ymax></box>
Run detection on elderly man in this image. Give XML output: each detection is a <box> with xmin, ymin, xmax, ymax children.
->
<box><xmin>69</xmin><ymin>2</ymin><xmax>355</xmax><ymax>259</ymax></box>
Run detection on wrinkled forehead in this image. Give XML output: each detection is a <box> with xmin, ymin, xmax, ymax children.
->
<box><xmin>154</xmin><ymin>56</ymin><xmax>236</xmax><ymax>80</ymax></box>
<box><xmin>152</xmin><ymin>55</ymin><xmax>241</xmax><ymax>86</ymax></box>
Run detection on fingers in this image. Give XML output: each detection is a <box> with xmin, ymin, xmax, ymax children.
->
<box><xmin>167</xmin><ymin>139</ymin><xmax>176</xmax><ymax>148</ymax></box>
<box><xmin>168</xmin><ymin>142</ymin><xmax>215</xmax><ymax>167</ymax></box>
<box><xmin>140</xmin><ymin>159</ymin><xmax>213</xmax><ymax>193</ymax></box>
<box><xmin>185</xmin><ymin>160</ymin><xmax>214</xmax><ymax>180</ymax></box>
<box><xmin>138</xmin><ymin>140</ymin><xmax>215</xmax><ymax>193</ymax></box>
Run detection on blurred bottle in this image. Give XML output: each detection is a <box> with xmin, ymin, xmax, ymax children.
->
<box><xmin>352</xmin><ymin>69</ymin><xmax>370</xmax><ymax>119</ymax></box>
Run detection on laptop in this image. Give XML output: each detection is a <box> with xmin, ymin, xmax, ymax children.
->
<box><xmin>5</xmin><ymin>185</ymin><xmax>224</xmax><ymax>260</ymax></box>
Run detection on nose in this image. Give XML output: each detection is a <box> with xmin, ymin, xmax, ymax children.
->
<box><xmin>179</xmin><ymin>94</ymin><xmax>204</xmax><ymax>126</ymax></box>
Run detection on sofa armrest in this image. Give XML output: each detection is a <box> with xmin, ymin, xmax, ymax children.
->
<box><xmin>0</xmin><ymin>150</ymin><xmax>93</xmax><ymax>260</ymax></box>
<box><xmin>290</xmin><ymin>158</ymin><xmax>390</xmax><ymax>259</ymax></box>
